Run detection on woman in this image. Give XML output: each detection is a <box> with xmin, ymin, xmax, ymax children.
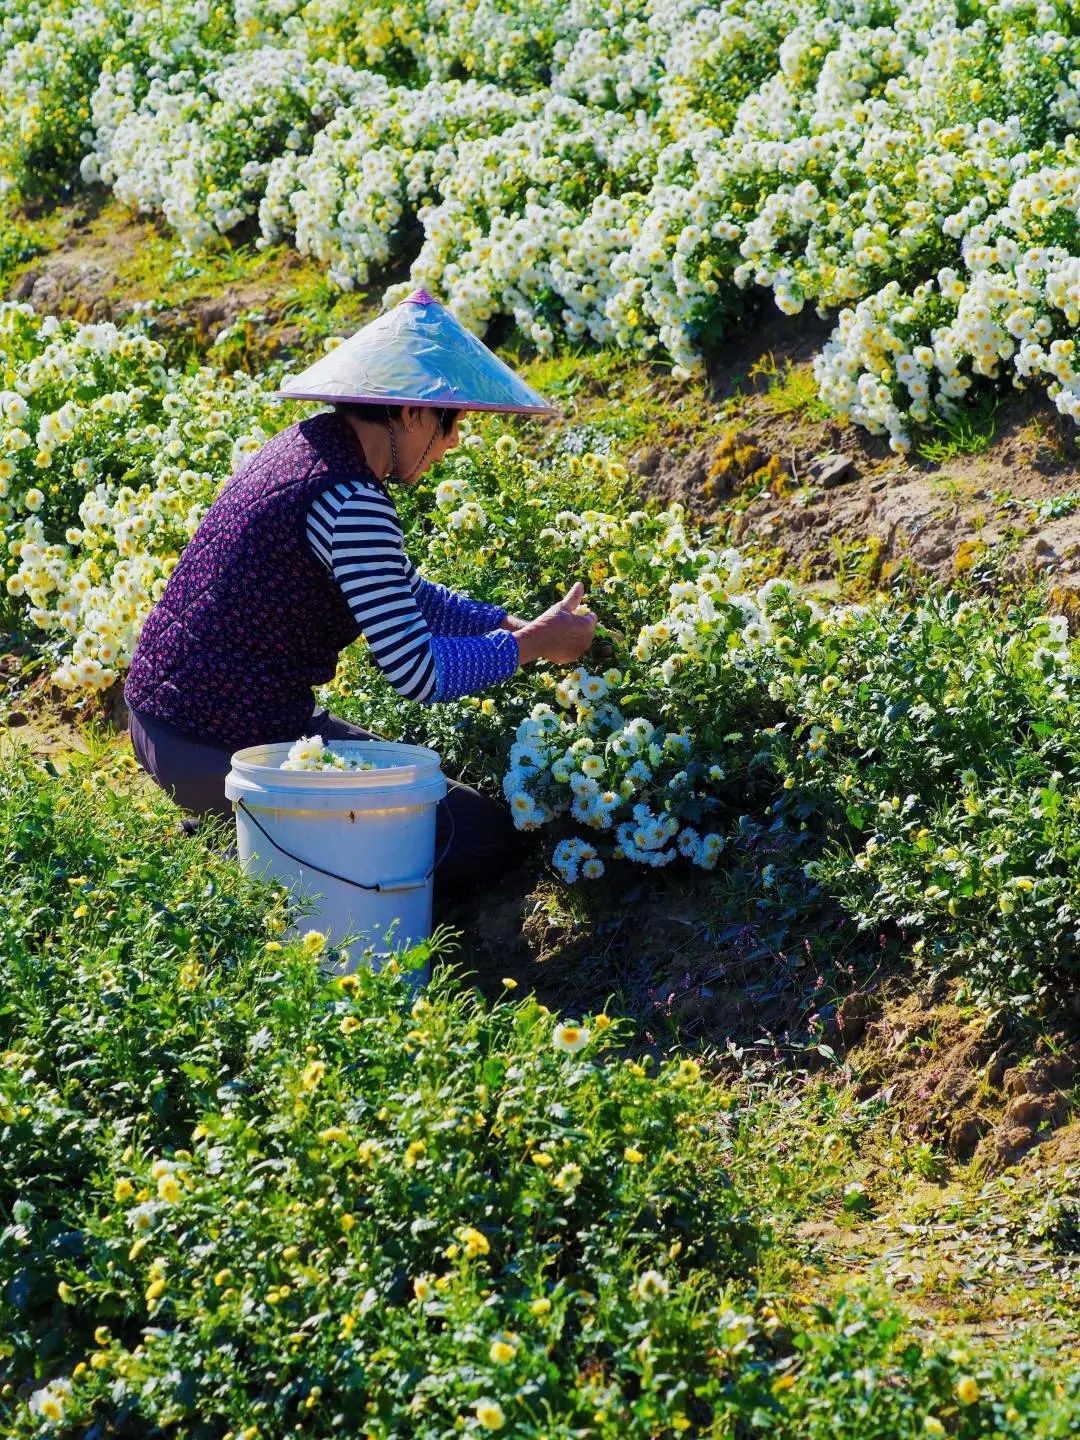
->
<box><xmin>125</xmin><ymin>291</ymin><xmax>597</xmax><ymax>892</ymax></box>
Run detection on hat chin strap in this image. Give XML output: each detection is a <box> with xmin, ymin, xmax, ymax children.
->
<box><xmin>387</xmin><ymin>407</ymin><xmax>439</xmax><ymax>484</ymax></box>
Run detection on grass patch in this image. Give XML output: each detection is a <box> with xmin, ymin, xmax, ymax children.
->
<box><xmin>750</xmin><ymin>354</ymin><xmax>833</xmax><ymax>422</ymax></box>
<box><xmin>915</xmin><ymin>393</ymin><xmax>1002</xmax><ymax>463</ymax></box>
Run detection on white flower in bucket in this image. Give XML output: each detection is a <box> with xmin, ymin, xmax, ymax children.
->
<box><xmin>279</xmin><ymin>735</ymin><xmax>378</xmax><ymax>771</ymax></box>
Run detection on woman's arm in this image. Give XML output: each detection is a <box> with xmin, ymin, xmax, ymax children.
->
<box><xmin>406</xmin><ymin>568</ymin><xmax>510</xmax><ymax>637</ymax></box>
<box><xmin>308</xmin><ymin>481</ymin><xmax>596</xmax><ymax>701</ymax></box>
<box><xmin>308</xmin><ymin>483</ymin><xmax>518</xmax><ymax>703</ymax></box>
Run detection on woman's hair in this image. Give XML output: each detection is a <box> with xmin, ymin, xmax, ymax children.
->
<box><xmin>336</xmin><ymin>402</ymin><xmax>462</xmax><ymax>436</ymax></box>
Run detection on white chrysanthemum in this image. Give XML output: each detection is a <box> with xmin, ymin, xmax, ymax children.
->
<box><xmin>552</xmin><ymin>1021</ymin><xmax>591</xmax><ymax>1053</ymax></box>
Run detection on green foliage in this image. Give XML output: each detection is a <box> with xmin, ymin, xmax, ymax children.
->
<box><xmin>0</xmin><ymin>751</ymin><xmax>760</xmax><ymax>1436</ymax></box>
<box><xmin>773</xmin><ymin>592</ymin><xmax>1080</xmax><ymax>1010</ymax></box>
<box><xmin>914</xmin><ymin>392</ymin><xmax>1001</xmax><ymax>463</ymax></box>
<box><xmin>775</xmin><ymin>1299</ymin><xmax>1080</xmax><ymax>1440</ymax></box>
<box><xmin>0</xmin><ymin>214</ymin><xmax>45</xmax><ymax>293</ymax></box>
<box><xmin>750</xmin><ymin>354</ymin><xmax>832</xmax><ymax>422</ymax></box>
<box><xmin>4</xmin><ymin>756</ymin><xmax>1080</xmax><ymax>1435</ymax></box>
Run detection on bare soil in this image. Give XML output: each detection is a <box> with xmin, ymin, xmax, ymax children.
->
<box><xmin>845</xmin><ymin>988</ymin><xmax>1080</xmax><ymax>1172</ymax></box>
<box><xmin>10</xmin><ymin>229</ymin><xmax>310</xmax><ymax>359</ymax></box>
<box><xmin>635</xmin><ymin>308</ymin><xmax>1080</xmax><ymax>606</ymax></box>
<box><xmin>0</xmin><ymin>655</ymin><xmax>121</xmax><ymax>766</ymax></box>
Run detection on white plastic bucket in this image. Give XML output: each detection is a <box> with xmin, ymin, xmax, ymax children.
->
<box><xmin>224</xmin><ymin>739</ymin><xmax>447</xmax><ymax>980</ymax></box>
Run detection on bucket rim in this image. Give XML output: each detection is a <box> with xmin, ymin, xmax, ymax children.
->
<box><xmin>229</xmin><ymin>738</ymin><xmax>443</xmax><ymax>789</ymax></box>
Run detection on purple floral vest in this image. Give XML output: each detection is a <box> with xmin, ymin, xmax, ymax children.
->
<box><xmin>125</xmin><ymin>408</ymin><xmax>369</xmax><ymax>749</ymax></box>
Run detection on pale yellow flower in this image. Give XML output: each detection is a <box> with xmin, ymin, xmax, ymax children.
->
<box><xmin>636</xmin><ymin>1269</ymin><xmax>669</xmax><ymax>1301</ymax></box>
<box><xmin>474</xmin><ymin>1399</ymin><xmax>505</xmax><ymax>1430</ymax></box>
<box><xmin>489</xmin><ymin>1334</ymin><xmax>517</xmax><ymax>1364</ymax></box>
<box><xmin>457</xmin><ymin>1225</ymin><xmax>490</xmax><ymax>1258</ymax></box>
<box><xmin>157</xmin><ymin>1174</ymin><xmax>181</xmax><ymax>1204</ymax></box>
<box><xmin>955</xmin><ymin>1376</ymin><xmax>979</xmax><ymax>1406</ymax></box>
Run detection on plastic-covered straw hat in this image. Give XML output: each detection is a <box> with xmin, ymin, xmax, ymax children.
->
<box><xmin>275</xmin><ymin>289</ymin><xmax>558</xmax><ymax>416</ymax></box>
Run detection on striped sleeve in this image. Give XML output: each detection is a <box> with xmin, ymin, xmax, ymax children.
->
<box><xmin>404</xmin><ymin>564</ymin><xmax>508</xmax><ymax>636</ymax></box>
<box><xmin>306</xmin><ymin>480</ymin><xmax>518</xmax><ymax>704</ymax></box>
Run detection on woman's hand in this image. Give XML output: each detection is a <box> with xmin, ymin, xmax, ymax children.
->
<box><xmin>512</xmin><ymin>583</ymin><xmax>597</xmax><ymax>666</ymax></box>
<box><xmin>498</xmin><ymin>613</ymin><xmax>528</xmax><ymax>633</ymax></box>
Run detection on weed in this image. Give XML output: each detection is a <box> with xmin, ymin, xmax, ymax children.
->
<box><xmin>750</xmin><ymin>352</ymin><xmax>833</xmax><ymax>421</ymax></box>
<box><xmin>915</xmin><ymin>392</ymin><xmax>1001</xmax><ymax>462</ymax></box>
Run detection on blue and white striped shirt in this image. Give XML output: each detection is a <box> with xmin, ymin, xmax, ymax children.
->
<box><xmin>305</xmin><ymin>477</ymin><xmax>520</xmax><ymax>704</ymax></box>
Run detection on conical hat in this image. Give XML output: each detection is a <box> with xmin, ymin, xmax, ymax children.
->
<box><xmin>275</xmin><ymin>290</ymin><xmax>558</xmax><ymax>415</ymax></box>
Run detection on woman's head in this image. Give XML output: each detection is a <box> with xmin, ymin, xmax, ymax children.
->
<box><xmin>336</xmin><ymin>402</ymin><xmax>463</xmax><ymax>486</ymax></box>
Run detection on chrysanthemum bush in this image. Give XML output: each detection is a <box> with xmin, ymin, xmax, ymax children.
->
<box><xmin>257</xmin><ymin>78</ymin><xmax>542</xmax><ymax>292</ymax></box>
<box><xmin>15</xmin><ymin>0</ymin><xmax>1080</xmax><ymax>435</ymax></box>
<box><xmin>6</xmin><ymin>754</ymin><xmax>1080</xmax><ymax>1440</ymax></box>
<box><xmin>0</xmin><ymin>0</ymin><xmax>240</xmax><ymax>205</ymax></box>
<box><xmin>0</xmin><ymin>302</ymin><xmax>283</xmax><ymax>691</ymax></box>
<box><xmin>814</xmin><ymin>135</ymin><xmax>1080</xmax><ymax>449</ymax></box>
<box><xmin>774</xmin><ymin>593</ymin><xmax>1080</xmax><ymax>1010</ymax></box>
<box><xmin>5</xmin><ymin>752</ymin><xmax>1080</xmax><ymax>1437</ymax></box>
<box><xmin>328</xmin><ymin>431</ymin><xmax>1080</xmax><ymax>1008</ymax></box>
<box><xmin>83</xmin><ymin>42</ymin><xmax>383</xmax><ymax>248</ymax></box>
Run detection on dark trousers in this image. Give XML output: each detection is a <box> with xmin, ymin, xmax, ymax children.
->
<box><xmin>127</xmin><ymin>706</ymin><xmax>521</xmax><ymax>900</ymax></box>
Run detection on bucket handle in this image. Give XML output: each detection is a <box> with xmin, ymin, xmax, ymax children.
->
<box><xmin>235</xmin><ymin>796</ymin><xmax>455</xmax><ymax>894</ymax></box>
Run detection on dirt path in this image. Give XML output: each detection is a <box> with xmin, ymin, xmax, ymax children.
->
<box><xmin>632</xmin><ymin>308</ymin><xmax>1080</xmax><ymax>606</ymax></box>
<box><xmin>7</xmin><ymin>191</ymin><xmax>381</xmax><ymax>366</ymax></box>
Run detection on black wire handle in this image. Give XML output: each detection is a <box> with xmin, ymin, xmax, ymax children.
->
<box><xmin>235</xmin><ymin>796</ymin><xmax>454</xmax><ymax>894</ymax></box>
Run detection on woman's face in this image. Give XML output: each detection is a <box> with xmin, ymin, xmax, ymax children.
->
<box><xmin>396</xmin><ymin>406</ymin><xmax>461</xmax><ymax>482</ymax></box>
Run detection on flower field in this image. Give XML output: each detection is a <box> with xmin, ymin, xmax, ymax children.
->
<box><xmin>8</xmin><ymin>0</ymin><xmax>1080</xmax><ymax>443</ymax></box>
<box><xmin>2</xmin><ymin>300</ymin><xmax>1078</xmax><ymax>1009</ymax></box>
<box><xmin>3</xmin><ymin>754</ymin><xmax>1079</xmax><ymax>1435</ymax></box>
<box><xmin>4</xmin><ymin>0</ymin><xmax>1080</xmax><ymax>1433</ymax></box>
